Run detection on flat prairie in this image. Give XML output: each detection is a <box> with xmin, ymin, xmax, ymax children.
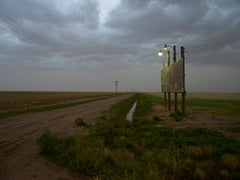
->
<box><xmin>151</xmin><ymin>92</ymin><xmax>240</xmax><ymax>100</ymax></box>
<box><xmin>0</xmin><ymin>92</ymin><xmax>115</xmax><ymax>117</ymax></box>
<box><xmin>186</xmin><ymin>92</ymin><xmax>240</xmax><ymax>100</ymax></box>
<box><xmin>0</xmin><ymin>91</ymin><xmax>113</xmax><ymax>102</ymax></box>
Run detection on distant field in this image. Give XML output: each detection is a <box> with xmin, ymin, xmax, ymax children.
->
<box><xmin>151</xmin><ymin>92</ymin><xmax>240</xmax><ymax>100</ymax></box>
<box><xmin>151</xmin><ymin>92</ymin><xmax>240</xmax><ymax>117</ymax></box>
<box><xmin>0</xmin><ymin>92</ymin><xmax>115</xmax><ymax>118</ymax></box>
<box><xmin>187</xmin><ymin>92</ymin><xmax>240</xmax><ymax>100</ymax></box>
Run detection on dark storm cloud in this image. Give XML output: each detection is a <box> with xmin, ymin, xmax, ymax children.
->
<box><xmin>0</xmin><ymin>0</ymin><xmax>99</xmax><ymax>29</ymax></box>
<box><xmin>0</xmin><ymin>0</ymin><xmax>100</xmax><ymax>55</ymax></box>
<box><xmin>0</xmin><ymin>0</ymin><xmax>239</xmax><ymax>92</ymax></box>
<box><xmin>106</xmin><ymin>0</ymin><xmax>240</xmax><ymax>65</ymax></box>
<box><xmin>106</xmin><ymin>0</ymin><xmax>209</xmax><ymax>42</ymax></box>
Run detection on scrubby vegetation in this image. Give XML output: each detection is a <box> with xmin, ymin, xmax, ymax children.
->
<box><xmin>75</xmin><ymin>117</ymin><xmax>87</xmax><ymax>126</ymax></box>
<box><xmin>170</xmin><ymin>111</ymin><xmax>183</xmax><ymax>122</ymax></box>
<box><xmin>37</xmin><ymin>93</ymin><xmax>240</xmax><ymax>179</ymax></box>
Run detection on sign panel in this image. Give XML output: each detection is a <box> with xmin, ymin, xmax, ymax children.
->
<box><xmin>161</xmin><ymin>58</ymin><xmax>184</xmax><ymax>93</ymax></box>
<box><xmin>161</xmin><ymin>66</ymin><xmax>169</xmax><ymax>92</ymax></box>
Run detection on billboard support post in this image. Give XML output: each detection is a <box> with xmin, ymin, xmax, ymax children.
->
<box><xmin>173</xmin><ymin>45</ymin><xmax>178</xmax><ymax>112</ymax></box>
<box><xmin>181</xmin><ymin>46</ymin><xmax>186</xmax><ymax>114</ymax></box>
<box><xmin>163</xmin><ymin>92</ymin><xmax>167</xmax><ymax>108</ymax></box>
<box><xmin>167</xmin><ymin>51</ymin><xmax>171</xmax><ymax>110</ymax></box>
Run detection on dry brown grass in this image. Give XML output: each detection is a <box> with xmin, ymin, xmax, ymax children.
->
<box><xmin>0</xmin><ymin>92</ymin><xmax>114</xmax><ymax>114</ymax></box>
<box><xmin>220</xmin><ymin>154</ymin><xmax>239</xmax><ymax>170</ymax></box>
<box><xmin>0</xmin><ymin>92</ymin><xmax>113</xmax><ymax>102</ymax></box>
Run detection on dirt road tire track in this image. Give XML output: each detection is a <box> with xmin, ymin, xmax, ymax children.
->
<box><xmin>0</xmin><ymin>94</ymin><xmax>132</xmax><ymax>180</ymax></box>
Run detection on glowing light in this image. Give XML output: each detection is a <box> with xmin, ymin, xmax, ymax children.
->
<box><xmin>158</xmin><ymin>51</ymin><xmax>163</xmax><ymax>56</ymax></box>
<box><xmin>163</xmin><ymin>44</ymin><xmax>168</xmax><ymax>51</ymax></box>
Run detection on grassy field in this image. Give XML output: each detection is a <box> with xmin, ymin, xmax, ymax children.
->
<box><xmin>185</xmin><ymin>93</ymin><xmax>240</xmax><ymax>117</ymax></box>
<box><xmin>0</xmin><ymin>92</ymin><xmax>116</xmax><ymax>118</ymax></box>
<box><xmin>152</xmin><ymin>92</ymin><xmax>240</xmax><ymax>100</ymax></box>
<box><xmin>187</xmin><ymin>92</ymin><xmax>240</xmax><ymax>100</ymax></box>
<box><xmin>151</xmin><ymin>92</ymin><xmax>240</xmax><ymax>116</ymax></box>
<box><xmin>38</xmin><ymin>93</ymin><xmax>240</xmax><ymax>179</ymax></box>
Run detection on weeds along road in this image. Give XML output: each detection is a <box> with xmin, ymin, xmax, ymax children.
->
<box><xmin>0</xmin><ymin>94</ymin><xmax>132</xmax><ymax>180</ymax></box>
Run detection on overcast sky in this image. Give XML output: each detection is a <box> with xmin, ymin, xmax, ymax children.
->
<box><xmin>0</xmin><ymin>0</ymin><xmax>239</xmax><ymax>92</ymax></box>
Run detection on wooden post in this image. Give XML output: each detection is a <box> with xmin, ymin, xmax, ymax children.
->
<box><xmin>164</xmin><ymin>92</ymin><xmax>167</xmax><ymax>108</ymax></box>
<box><xmin>174</xmin><ymin>93</ymin><xmax>178</xmax><ymax>111</ymax></box>
<box><xmin>168</xmin><ymin>92</ymin><xmax>171</xmax><ymax>110</ymax></box>
<box><xmin>173</xmin><ymin>45</ymin><xmax>178</xmax><ymax>112</ymax></box>
<box><xmin>167</xmin><ymin>50</ymin><xmax>171</xmax><ymax>110</ymax></box>
<box><xmin>162</xmin><ymin>61</ymin><xmax>167</xmax><ymax>108</ymax></box>
<box><xmin>181</xmin><ymin>47</ymin><xmax>186</xmax><ymax>114</ymax></box>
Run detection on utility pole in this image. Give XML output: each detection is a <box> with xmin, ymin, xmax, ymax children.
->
<box><xmin>173</xmin><ymin>45</ymin><xmax>177</xmax><ymax>112</ymax></box>
<box><xmin>115</xmin><ymin>81</ymin><xmax>119</xmax><ymax>95</ymax></box>
<box><xmin>181</xmin><ymin>46</ymin><xmax>186</xmax><ymax>114</ymax></box>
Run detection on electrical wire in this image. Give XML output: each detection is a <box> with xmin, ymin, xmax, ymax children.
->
<box><xmin>0</xmin><ymin>11</ymin><xmax>58</xmax><ymax>55</ymax></box>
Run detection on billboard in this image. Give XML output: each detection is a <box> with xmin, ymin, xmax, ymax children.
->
<box><xmin>161</xmin><ymin>58</ymin><xmax>184</xmax><ymax>93</ymax></box>
<box><xmin>161</xmin><ymin>66</ymin><xmax>169</xmax><ymax>92</ymax></box>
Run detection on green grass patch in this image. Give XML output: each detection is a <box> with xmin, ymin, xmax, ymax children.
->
<box><xmin>170</xmin><ymin>111</ymin><xmax>183</xmax><ymax>122</ymax></box>
<box><xmin>37</xmin><ymin>93</ymin><xmax>240</xmax><ymax>179</ymax></box>
<box><xmin>134</xmin><ymin>93</ymin><xmax>162</xmax><ymax>117</ymax></box>
<box><xmin>187</xmin><ymin>98</ymin><xmax>240</xmax><ymax>116</ymax></box>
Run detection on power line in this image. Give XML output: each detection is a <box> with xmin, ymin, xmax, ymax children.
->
<box><xmin>0</xmin><ymin>11</ymin><xmax>54</xmax><ymax>51</ymax></box>
<box><xmin>0</xmin><ymin>11</ymin><xmax>58</xmax><ymax>55</ymax></box>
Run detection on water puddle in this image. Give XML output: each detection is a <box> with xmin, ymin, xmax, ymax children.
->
<box><xmin>126</xmin><ymin>101</ymin><xmax>137</xmax><ymax>121</ymax></box>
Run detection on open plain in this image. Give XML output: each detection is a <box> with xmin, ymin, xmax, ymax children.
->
<box><xmin>0</xmin><ymin>92</ymin><xmax>240</xmax><ymax>179</ymax></box>
<box><xmin>0</xmin><ymin>93</ymin><xmax>132</xmax><ymax>179</ymax></box>
<box><xmin>0</xmin><ymin>92</ymin><xmax>115</xmax><ymax>118</ymax></box>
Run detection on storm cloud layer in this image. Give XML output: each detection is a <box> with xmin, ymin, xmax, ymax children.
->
<box><xmin>0</xmin><ymin>0</ymin><xmax>239</xmax><ymax>92</ymax></box>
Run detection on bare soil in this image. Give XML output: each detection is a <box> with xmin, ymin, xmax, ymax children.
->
<box><xmin>150</xmin><ymin>105</ymin><xmax>240</xmax><ymax>140</ymax></box>
<box><xmin>0</xmin><ymin>94</ymin><xmax>132</xmax><ymax>180</ymax></box>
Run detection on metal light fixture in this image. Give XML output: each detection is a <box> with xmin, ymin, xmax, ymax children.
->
<box><xmin>163</xmin><ymin>44</ymin><xmax>168</xmax><ymax>51</ymax></box>
<box><xmin>158</xmin><ymin>51</ymin><xmax>163</xmax><ymax>56</ymax></box>
<box><xmin>158</xmin><ymin>44</ymin><xmax>169</xmax><ymax>56</ymax></box>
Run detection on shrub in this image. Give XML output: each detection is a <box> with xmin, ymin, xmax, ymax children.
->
<box><xmin>75</xmin><ymin>117</ymin><xmax>86</xmax><ymax>126</ymax></box>
<box><xmin>220</xmin><ymin>154</ymin><xmax>239</xmax><ymax>170</ymax></box>
<box><xmin>194</xmin><ymin>167</ymin><xmax>205</xmax><ymax>180</ymax></box>
<box><xmin>202</xmin><ymin>146</ymin><xmax>215</xmax><ymax>157</ymax></box>
<box><xmin>185</xmin><ymin>146</ymin><xmax>204</xmax><ymax>159</ymax></box>
<box><xmin>152</xmin><ymin>116</ymin><xmax>161</xmax><ymax>122</ymax></box>
<box><xmin>219</xmin><ymin>170</ymin><xmax>229</xmax><ymax>179</ymax></box>
<box><xmin>184</xmin><ymin>145</ymin><xmax>215</xmax><ymax>159</ymax></box>
<box><xmin>37</xmin><ymin>130</ymin><xmax>59</xmax><ymax>155</ymax></box>
<box><xmin>170</xmin><ymin>111</ymin><xmax>183</xmax><ymax>122</ymax></box>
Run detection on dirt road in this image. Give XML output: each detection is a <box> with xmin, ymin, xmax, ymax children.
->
<box><xmin>0</xmin><ymin>94</ymin><xmax>132</xmax><ymax>180</ymax></box>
